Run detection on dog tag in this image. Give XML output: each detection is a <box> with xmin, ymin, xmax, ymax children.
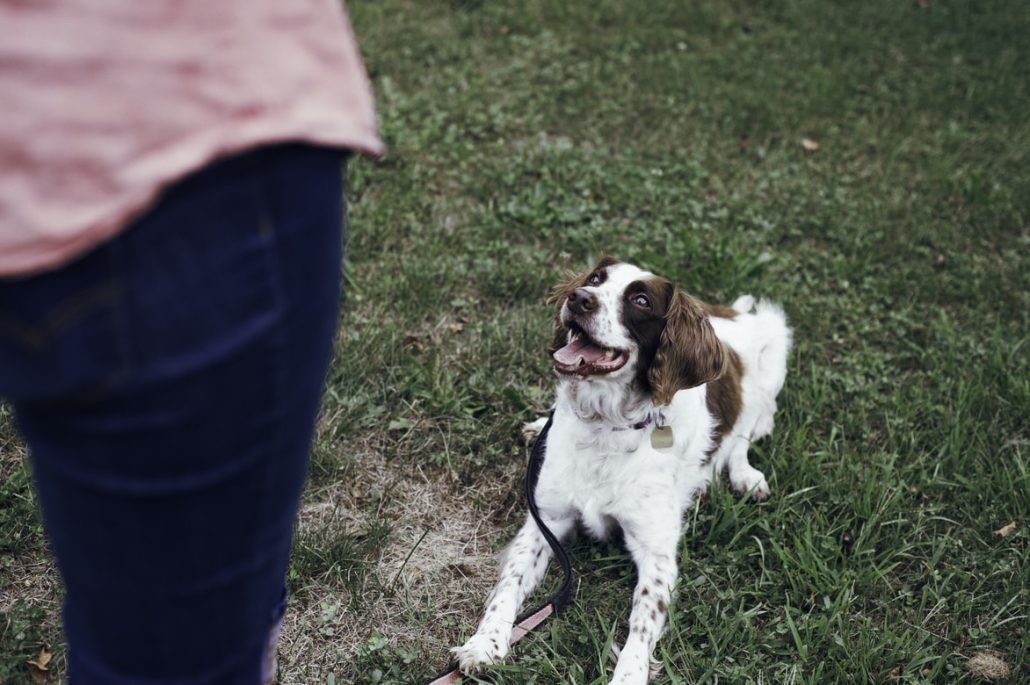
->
<box><xmin>650</xmin><ymin>425</ymin><xmax>674</xmax><ymax>450</ymax></box>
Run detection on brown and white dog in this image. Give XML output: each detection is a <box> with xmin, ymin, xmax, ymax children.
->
<box><xmin>453</xmin><ymin>257</ymin><xmax>792</xmax><ymax>684</ymax></box>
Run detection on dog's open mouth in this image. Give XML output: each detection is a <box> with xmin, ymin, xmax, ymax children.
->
<box><xmin>553</xmin><ymin>326</ymin><xmax>628</xmax><ymax>376</ymax></box>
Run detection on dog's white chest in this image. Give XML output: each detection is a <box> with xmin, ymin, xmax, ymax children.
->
<box><xmin>567</xmin><ymin>447</ymin><xmax>631</xmax><ymax>538</ymax></box>
<box><xmin>538</xmin><ymin>425</ymin><xmax>686</xmax><ymax>540</ymax></box>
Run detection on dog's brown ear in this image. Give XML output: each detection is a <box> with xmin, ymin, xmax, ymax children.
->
<box><xmin>648</xmin><ymin>288</ymin><xmax>728</xmax><ymax>405</ymax></box>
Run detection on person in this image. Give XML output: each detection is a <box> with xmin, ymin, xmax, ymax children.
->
<box><xmin>0</xmin><ymin>2</ymin><xmax>383</xmax><ymax>683</ymax></box>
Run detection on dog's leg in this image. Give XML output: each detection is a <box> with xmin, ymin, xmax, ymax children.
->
<box><xmin>609</xmin><ymin>522</ymin><xmax>680</xmax><ymax>685</ymax></box>
<box><xmin>452</xmin><ymin>511</ymin><xmax>574</xmax><ymax>672</ymax></box>
<box><xmin>724</xmin><ymin>436</ymin><xmax>770</xmax><ymax>500</ymax></box>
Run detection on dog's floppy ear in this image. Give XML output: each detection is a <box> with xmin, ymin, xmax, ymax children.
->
<box><xmin>648</xmin><ymin>288</ymin><xmax>728</xmax><ymax>405</ymax></box>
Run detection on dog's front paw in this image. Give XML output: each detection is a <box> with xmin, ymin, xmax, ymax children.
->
<box><xmin>730</xmin><ymin>465</ymin><xmax>771</xmax><ymax>500</ymax></box>
<box><xmin>451</xmin><ymin>632</ymin><xmax>509</xmax><ymax>672</ymax></box>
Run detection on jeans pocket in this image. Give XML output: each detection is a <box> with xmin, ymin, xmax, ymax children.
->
<box><xmin>113</xmin><ymin>172</ymin><xmax>288</xmax><ymax>389</ymax></box>
<box><xmin>0</xmin><ymin>248</ymin><xmax>129</xmax><ymax>402</ymax></box>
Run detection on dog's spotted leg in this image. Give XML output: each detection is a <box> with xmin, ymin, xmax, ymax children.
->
<box><xmin>609</xmin><ymin>521</ymin><xmax>680</xmax><ymax>685</ymax></box>
<box><xmin>452</xmin><ymin>511</ymin><xmax>574</xmax><ymax>673</ymax></box>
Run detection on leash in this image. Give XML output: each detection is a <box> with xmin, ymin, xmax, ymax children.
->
<box><xmin>425</xmin><ymin>412</ymin><xmax>571</xmax><ymax>684</ymax></box>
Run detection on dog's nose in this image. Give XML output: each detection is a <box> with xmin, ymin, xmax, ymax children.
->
<box><xmin>567</xmin><ymin>288</ymin><xmax>598</xmax><ymax>315</ymax></box>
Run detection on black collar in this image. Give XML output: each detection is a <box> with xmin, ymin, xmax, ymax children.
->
<box><xmin>610</xmin><ymin>410</ymin><xmax>663</xmax><ymax>432</ymax></box>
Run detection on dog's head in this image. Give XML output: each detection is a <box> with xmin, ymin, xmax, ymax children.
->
<box><xmin>548</xmin><ymin>258</ymin><xmax>728</xmax><ymax>405</ymax></box>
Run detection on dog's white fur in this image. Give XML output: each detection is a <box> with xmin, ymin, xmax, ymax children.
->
<box><xmin>453</xmin><ymin>262</ymin><xmax>792</xmax><ymax>684</ymax></box>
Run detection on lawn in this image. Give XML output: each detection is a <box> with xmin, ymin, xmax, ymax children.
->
<box><xmin>1</xmin><ymin>0</ymin><xmax>1027</xmax><ymax>683</ymax></box>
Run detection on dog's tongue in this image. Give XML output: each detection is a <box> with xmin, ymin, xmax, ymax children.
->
<box><xmin>553</xmin><ymin>337</ymin><xmax>607</xmax><ymax>367</ymax></box>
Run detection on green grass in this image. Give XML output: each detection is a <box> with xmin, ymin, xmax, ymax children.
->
<box><xmin>2</xmin><ymin>0</ymin><xmax>1028</xmax><ymax>683</ymax></box>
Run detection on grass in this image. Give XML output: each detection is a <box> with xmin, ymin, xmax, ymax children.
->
<box><xmin>1</xmin><ymin>0</ymin><xmax>1027</xmax><ymax>683</ymax></box>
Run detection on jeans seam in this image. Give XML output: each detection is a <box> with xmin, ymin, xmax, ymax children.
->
<box><xmin>253</xmin><ymin>189</ymin><xmax>293</xmax><ymax>682</ymax></box>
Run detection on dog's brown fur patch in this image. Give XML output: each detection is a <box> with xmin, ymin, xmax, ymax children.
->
<box><xmin>704</xmin><ymin>347</ymin><xmax>743</xmax><ymax>454</ymax></box>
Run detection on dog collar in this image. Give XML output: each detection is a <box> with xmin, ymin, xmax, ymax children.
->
<box><xmin>611</xmin><ymin>410</ymin><xmax>665</xmax><ymax>432</ymax></box>
<box><xmin>612</xmin><ymin>418</ymin><xmax>652</xmax><ymax>432</ymax></box>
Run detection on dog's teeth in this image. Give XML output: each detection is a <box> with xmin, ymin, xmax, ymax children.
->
<box><xmin>605</xmin><ymin>348</ymin><xmax>614</xmax><ymax>357</ymax></box>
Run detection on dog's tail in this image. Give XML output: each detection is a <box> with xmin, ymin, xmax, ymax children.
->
<box><xmin>752</xmin><ymin>299</ymin><xmax>792</xmax><ymax>396</ymax></box>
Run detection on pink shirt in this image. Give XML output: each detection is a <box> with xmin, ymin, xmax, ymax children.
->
<box><xmin>0</xmin><ymin>0</ymin><xmax>383</xmax><ymax>277</ymax></box>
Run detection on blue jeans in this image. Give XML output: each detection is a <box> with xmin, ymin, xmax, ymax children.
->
<box><xmin>0</xmin><ymin>144</ymin><xmax>347</xmax><ymax>684</ymax></box>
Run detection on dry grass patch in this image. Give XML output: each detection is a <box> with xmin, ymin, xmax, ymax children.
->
<box><xmin>278</xmin><ymin>435</ymin><xmax>523</xmax><ymax>682</ymax></box>
<box><xmin>966</xmin><ymin>650</ymin><xmax>1013</xmax><ymax>681</ymax></box>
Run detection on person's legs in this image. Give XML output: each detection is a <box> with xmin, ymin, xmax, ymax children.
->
<box><xmin>0</xmin><ymin>144</ymin><xmax>346</xmax><ymax>684</ymax></box>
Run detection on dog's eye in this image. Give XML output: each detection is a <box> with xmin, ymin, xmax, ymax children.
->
<box><xmin>631</xmin><ymin>293</ymin><xmax>651</xmax><ymax>309</ymax></box>
<box><xmin>587</xmin><ymin>272</ymin><xmax>603</xmax><ymax>286</ymax></box>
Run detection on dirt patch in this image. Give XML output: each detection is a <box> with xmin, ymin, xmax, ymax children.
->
<box><xmin>277</xmin><ymin>443</ymin><xmax>520</xmax><ymax>683</ymax></box>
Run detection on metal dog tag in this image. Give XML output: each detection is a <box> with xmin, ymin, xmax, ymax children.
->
<box><xmin>650</xmin><ymin>425</ymin><xmax>674</xmax><ymax>450</ymax></box>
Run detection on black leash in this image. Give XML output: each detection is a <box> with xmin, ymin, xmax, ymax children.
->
<box><xmin>522</xmin><ymin>412</ymin><xmax>572</xmax><ymax>612</ymax></box>
<box><xmin>425</xmin><ymin>412</ymin><xmax>572</xmax><ymax>684</ymax></box>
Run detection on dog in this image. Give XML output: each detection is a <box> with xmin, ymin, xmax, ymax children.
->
<box><xmin>452</xmin><ymin>257</ymin><xmax>792</xmax><ymax>684</ymax></box>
